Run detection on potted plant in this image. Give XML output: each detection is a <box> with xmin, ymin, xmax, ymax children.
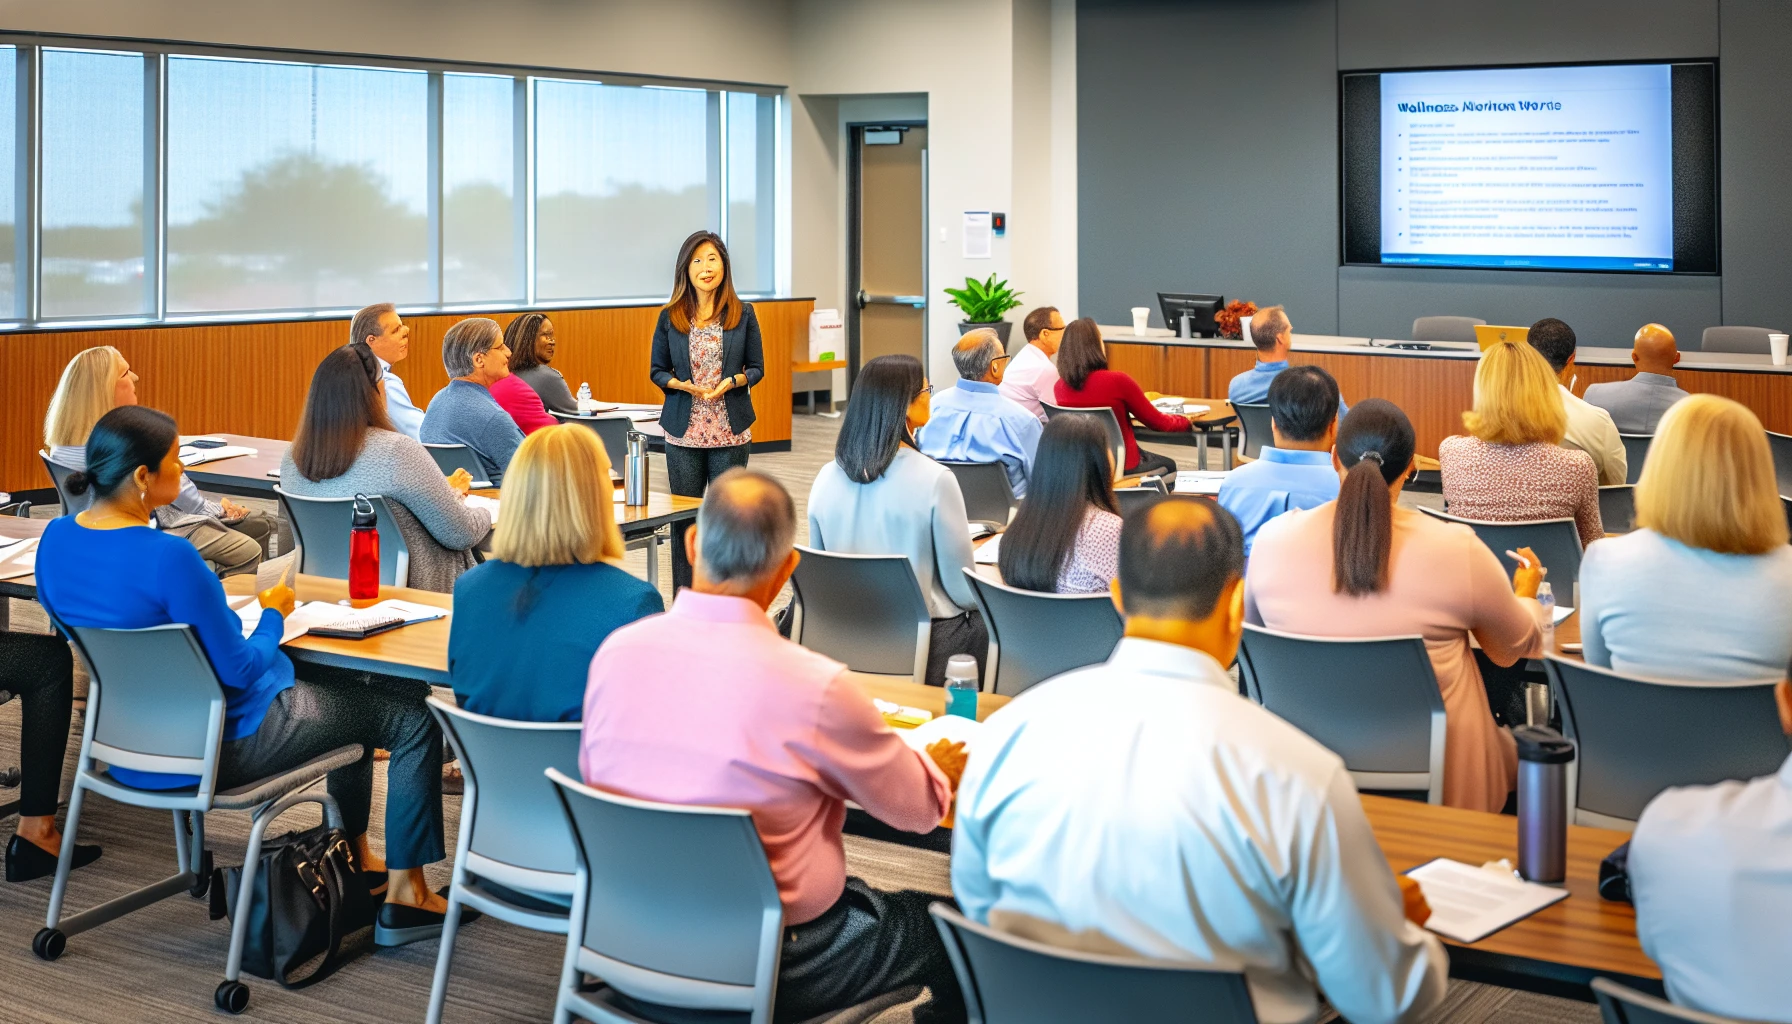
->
<box><xmin>944</xmin><ymin>273</ymin><xmax>1024</xmax><ymax>347</ymax></box>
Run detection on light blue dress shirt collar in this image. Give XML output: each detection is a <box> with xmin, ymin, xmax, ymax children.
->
<box><xmin>1215</xmin><ymin>445</ymin><xmax>1341</xmax><ymax>555</ymax></box>
<box><xmin>916</xmin><ymin>380</ymin><xmax>1043</xmax><ymax>499</ymax></box>
<box><xmin>377</xmin><ymin>356</ymin><xmax>425</xmax><ymax>440</ymax></box>
<box><xmin>1257</xmin><ymin>446</ymin><xmax>1332</xmax><ymax>467</ymax></box>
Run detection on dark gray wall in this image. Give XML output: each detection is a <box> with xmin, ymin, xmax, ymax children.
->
<box><xmin>1079</xmin><ymin>0</ymin><xmax>1792</xmax><ymax>349</ymax></box>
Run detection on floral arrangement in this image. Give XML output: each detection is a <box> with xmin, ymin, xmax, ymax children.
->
<box><xmin>1214</xmin><ymin>300</ymin><xmax>1258</xmax><ymax>340</ymax></box>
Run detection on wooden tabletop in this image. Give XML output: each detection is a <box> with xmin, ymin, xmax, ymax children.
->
<box><xmin>180</xmin><ymin>433</ymin><xmax>290</xmax><ymax>496</ymax></box>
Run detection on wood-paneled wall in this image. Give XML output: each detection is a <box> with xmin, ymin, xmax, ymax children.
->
<box><xmin>1</xmin><ymin>299</ymin><xmax>811</xmax><ymax>491</ymax></box>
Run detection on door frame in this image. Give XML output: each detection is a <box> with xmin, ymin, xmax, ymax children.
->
<box><xmin>847</xmin><ymin>120</ymin><xmax>928</xmax><ymax>384</ymax></box>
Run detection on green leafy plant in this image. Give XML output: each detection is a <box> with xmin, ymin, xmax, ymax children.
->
<box><xmin>943</xmin><ymin>273</ymin><xmax>1024</xmax><ymax>323</ymax></box>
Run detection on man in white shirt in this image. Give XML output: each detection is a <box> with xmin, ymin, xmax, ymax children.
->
<box><xmin>1528</xmin><ymin>318</ymin><xmax>1627</xmax><ymax>485</ymax></box>
<box><xmin>997</xmin><ymin>305</ymin><xmax>1063</xmax><ymax>422</ymax></box>
<box><xmin>351</xmin><ymin>302</ymin><xmax>424</xmax><ymax>439</ymax></box>
<box><xmin>1628</xmin><ymin>678</ymin><xmax>1792</xmax><ymax>1022</ymax></box>
<box><xmin>952</xmin><ymin>497</ymin><xmax>1448</xmax><ymax>1024</ymax></box>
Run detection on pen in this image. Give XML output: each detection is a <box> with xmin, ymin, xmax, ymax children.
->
<box><xmin>1504</xmin><ymin>549</ymin><xmax>1531</xmax><ymax>569</ymax></box>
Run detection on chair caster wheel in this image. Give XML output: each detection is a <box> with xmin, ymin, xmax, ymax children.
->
<box><xmin>215</xmin><ymin>980</ymin><xmax>249</xmax><ymax>1014</ymax></box>
<box><xmin>190</xmin><ymin>851</ymin><xmax>213</xmax><ymax>899</ymax></box>
<box><xmin>32</xmin><ymin>927</ymin><xmax>65</xmax><ymax>961</ymax></box>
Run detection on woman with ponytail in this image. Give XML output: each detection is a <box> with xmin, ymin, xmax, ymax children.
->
<box><xmin>1245</xmin><ymin>399</ymin><xmax>1548</xmax><ymax>812</ymax></box>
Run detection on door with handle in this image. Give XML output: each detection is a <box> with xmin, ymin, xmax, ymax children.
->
<box><xmin>850</xmin><ymin>124</ymin><xmax>927</xmax><ymax>375</ymax></box>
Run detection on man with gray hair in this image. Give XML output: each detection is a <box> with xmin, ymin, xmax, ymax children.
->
<box><xmin>580</xmin><ymin>469</ymin><xmax>970</xmax><ymax>1023</ymax></box>
<box><xmin>419</xmin><ymin>317</ymin><xmax>525</xmax><ymax>485</ymax></box>
<box><xmin>350</xmin><ymin>302</ymin><xmax>424</xmax><ymax>439</ymax></box>
<box><xmin>917</xmin><ymin>328</ymin><xmax>1043</xmax><ymax>498</ymax></box>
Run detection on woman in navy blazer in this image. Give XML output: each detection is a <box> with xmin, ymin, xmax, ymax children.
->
<box><xmin>649</xmin><ymin>230</ymin><xmax>765</xmax><ymax>589</ymax></box>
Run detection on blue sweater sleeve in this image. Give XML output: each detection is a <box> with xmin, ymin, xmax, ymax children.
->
<box><xmin>157</xmin><ymin>540</ymin><xmax>284</xmax><ymax>695</ymax></box>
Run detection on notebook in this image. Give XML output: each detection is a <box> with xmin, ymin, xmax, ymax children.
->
<box><xmin>1406</xmin><ymin>858</ymin><xmax>1569</xmax><ymax>942</ymax></box>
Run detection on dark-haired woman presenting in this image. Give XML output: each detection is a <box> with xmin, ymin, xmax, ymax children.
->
<box><xmin>1243</xmin><ymin>398</ymin><xmax>1545</xmax><ymax>813</ymax></box>
<box><xmin>999</xmin><ymin>416</ymin><xmax>1123</xmax><ymax>594</ymax></box>
<box><xmin>650</xmin><ymin>230</ymin><xmax>765</xmax><ymax>591</ymax></box>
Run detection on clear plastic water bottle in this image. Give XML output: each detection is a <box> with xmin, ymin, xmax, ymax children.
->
<box><xmin>576</xmin><ymin>381</ymin><xmax>594</xmax><ymax>414</ymax></box>
<box><xmin>1536</xmin><ymin>580</ymin><xmax>1556</xmax><ymax>650</ymax></box>
<box><xmin>945</xmin><ymin>654</ymin><xmax>979</xmax><ymax>720</ymax></box>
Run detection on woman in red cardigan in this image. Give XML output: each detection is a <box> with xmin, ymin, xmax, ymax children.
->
<box><xmin>1052</xmin><ymin>318</ymin><xmax>1196</xmax><ymax>477</ymax></box>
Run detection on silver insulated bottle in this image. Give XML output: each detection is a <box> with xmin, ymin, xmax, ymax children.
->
<box><xmin>1513</xmin><ymin>725</ymin><xmax>1575</xmax><ymax>884</ymax></box>
<box><xmin>624</xmin><ymin>430</ymin><xmax>649</xmax><ymax>506</ymax></box>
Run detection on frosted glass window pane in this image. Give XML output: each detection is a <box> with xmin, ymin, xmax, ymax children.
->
<box><xmin>41</xmin><ymin>49</ymin><xmax>144</xmax><ymax>318</ymax></box>
<box><xmin>0</xmin><ymin>48</ymin><xmax>16</xmax><ymax>316</ymax></box>
<box><xmin>444</xmin><ymin>73</ymin><xmax>516</xmax><ymax>302</ymax></box>
<box><xmin>726</xmin><ymin>92</ymin><xmax>775</xmax><ymax>295</ymax></box>
<box><xmin>535</xmin><ymin>81</ymin><xmax>709</xmax><ymax>300</ymax></box>
<box><xmin>166</xmin><ymin>57</ymin><xmax>428</xmax><ymax>313</ymax></box>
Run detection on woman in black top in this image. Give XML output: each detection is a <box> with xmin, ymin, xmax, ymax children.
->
<box><xmin>649</xmin><ymin>230</ymin><xmax>765</xmax><ymax>590</ymax></box>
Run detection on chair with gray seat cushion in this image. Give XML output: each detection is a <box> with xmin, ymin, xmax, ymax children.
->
<box><xmin>1233</xmin><ymin>403</ymin><xmax>1273</xmax><ymax>460</ymax></box>
<box><xmin>1238</xmin><ymin>625</ymin><xmax>1446</xmax><ymax>803</ymax></box>
<box><xmin>37</xmin><ymin>621</ymin><xmax>362</xmax><ymax>1015</ymax></box>
<box><xmin>1598</xmin><ymin>485</ymin><xmax>1636</xmax><ymax>534</ymax></box>
<box><xmin>1618</xmin><ymin>434</ymin><xmax>1652</xmax><ymax>485</ymax></box>
<box><xmin>426</xmin><ymin>699</ymin><xmax>584</xmax><ymax>1024</ymax></box>
<box><xmin>929</xmin><ymin>904</ymin><xmax>1258</xmax><ymax>1024</ymax></box>
<box><xmin>1766</xmin><ymin>430</ymin><xmax>1792</xmax><ymax>499</ymax></box>
<box><xmin>965</xmin><ymin>570</ymin><xmax>1124</xmax><ymax>697</ymax></box>
<box><xmin>940</xmin><ymin>461</ymin><xmax>1016</xmax><ymax>529</ymax></box>
<box><xmin>1412</xmin><ymin>316</ymin><xmax>1486</xmax><ymax>344</ymax></box>
<box><xmin>790</xmin><ymin>546</ymin><xmax>931</xmax><ymax>682</ymax></box>
<box><xmin>1042</xmin><ymin>402</ymin><xmax>1125</xmax><ymax>476</ymax></box>
<box><xmin>1543</xmin><ymin>656</ymin><xmax>1789</xmax><ymax>831</ymax></box>
<box><xmin>1592</xmin><ymin>978</ymin><xmax>1751</xmax><ymax>1024</ymax></box>
<box><xmin>40</xmin><ymin>452</ymin><xmax>91</xmax><ymax>515</ymax></box>
<box><xmin>1699</xmin><ymin>326</ymin><xmax>1776</xmax><ymax>355</ymax></box>
<box><xmin>1419</xmin><ymin>507</ymin><xmax>1583</xmax><ymax>594</ymax></box>
<box><xmin>550</xmin><ymin>412</ymin><xmax>633</xmax><ymax>478</ymax></box>
<box><xmin>421</xmin><ymin>442</ymin><xmax>494</xmax><ymax>489</ymax></box>
<box><xmin>274</xmin><ymin>487</ymin><xmax>412</xmax><ymax>588</ymax></box>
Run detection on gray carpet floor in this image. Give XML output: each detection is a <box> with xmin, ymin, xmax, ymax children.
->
<box><xmin>0</xmin><ymin>414</ymin><xmax>1582</xmax><ymax>1022</ymax></box>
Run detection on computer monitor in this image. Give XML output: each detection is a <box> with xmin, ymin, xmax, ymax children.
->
<box><xmin>1157</xmin><ymin>293</ymin><xmax>1224</xmax><ymax>339</ymax></box>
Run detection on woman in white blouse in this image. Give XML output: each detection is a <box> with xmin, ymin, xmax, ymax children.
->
<box><xmin>998</xmin><ymin>415</ymin><xmax>1122</xmax><ymax>595</ymax></box>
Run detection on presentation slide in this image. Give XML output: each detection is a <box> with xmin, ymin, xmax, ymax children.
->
<box><xmin>1379</xmin><ymin>64</ymin><xmax>1674</xmax><ymax>272</ymax></box>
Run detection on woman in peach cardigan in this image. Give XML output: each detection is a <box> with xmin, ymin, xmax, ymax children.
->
<box><xmin>1244</xmin><ymin>399</ymin><xmax>1547</xmax><ymax>812</ymax></box>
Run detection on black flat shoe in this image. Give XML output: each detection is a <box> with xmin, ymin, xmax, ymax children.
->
<box><xmin>5</xmin><ymin>834</ymin><xmax>101</xmax><ymax>883</ymax></box>
<box><xmin>373</xmin><ymin>888</ymin><xmax>480</xmax><ymax>947</ymax></box>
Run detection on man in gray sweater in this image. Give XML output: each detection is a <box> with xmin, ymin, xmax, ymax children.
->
<box><xmin>420</xmin><ymin>317</ymin><xmax>525</xmax><ymax>486</ymax></box>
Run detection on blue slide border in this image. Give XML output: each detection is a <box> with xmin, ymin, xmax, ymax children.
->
<box><xmin>1380</xmin><ymin>253</ymin><xmax>1674</xmax><ymax>272</ymax></box>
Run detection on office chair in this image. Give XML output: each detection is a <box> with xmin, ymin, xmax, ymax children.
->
<box><xmin>965</xmin><ymin>570</ymin><xmax>1123</xmax><ymax>697</ymax></box>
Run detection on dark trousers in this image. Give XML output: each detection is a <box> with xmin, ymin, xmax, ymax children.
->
<box><xmin>1127</xmin><ymin>448</ymin><xmax>1178</xmax><ymax>479</ymax></box>
<box><xmin>925</xmin><ymin>611</ymin><xmax>988</xmax><ymax>689</ymax></box>
<box><xmin>217</xmin><ymin>680</ymin><xmax>444</xmax><ymax>869</ymax></box>
<box><xmin>665</xmin><ymin>442</ymin><xmax>751</xmax><ymax>592</ymax></box>
<box><xmin>0</xmin><ymin>633</ymin><xmax>75</xmax><ymax>818</ymax></box>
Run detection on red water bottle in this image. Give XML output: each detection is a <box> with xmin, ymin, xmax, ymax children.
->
<box><xmin>348</xmin><ymin>494</ymin><xmax>380</xmax><ymax>601</ymax></box>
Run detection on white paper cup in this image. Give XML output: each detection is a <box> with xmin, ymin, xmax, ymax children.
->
<box><xmin>1771</xmin><ymin>333</ymin><xmax>1788</xmax><ymax>366</ymax></box>
<box><xmin>1131</xmin><ymin>306</ymin><xmax>1151</xmax><ymax>336</ymax></box>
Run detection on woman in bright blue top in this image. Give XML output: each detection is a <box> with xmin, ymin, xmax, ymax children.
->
<box><xmin>34</xmin><ymin>406</ymin><xmax>459</xmax><ymax>947</ymax></box>
<box><xmin>450</xmin><ymin>424</ymin><xmax>663</xmax><ymax>721</ymax></box>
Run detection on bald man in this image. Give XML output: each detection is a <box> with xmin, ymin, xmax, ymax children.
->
<box><xmin>917</xmin><ymin>328</ymin><xmax>1043</xmax><ymax>498</ymax></box>
<box><xmin>1583</xmin><ymin>323</ymin><xmax>1692</xmax><ymax>435</ymax></box>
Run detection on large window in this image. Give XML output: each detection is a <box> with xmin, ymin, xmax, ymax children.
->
<box><xmin>0</xmin><ymin>39</ymin><xmax>783</xmax><ymax>324</ymax></box>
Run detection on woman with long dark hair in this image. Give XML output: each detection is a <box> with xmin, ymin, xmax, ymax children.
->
<box><xmin>650</xmin><ymin>230</ymin><xmax>766</xmax><ymax>591</ymax></box>
<box><xmin>506</xmin><ymin>313</ymin><xmax>577</xmax><ymax>414</ymax></box>
<box><xmin>999</xmin><ymin>416</ymin><xmax>1123</xmax><ymax>594</ymax></box>
<box><xmin>1244</xmin><ymin>399</ymin><xmax>1547</xmax><ymax>812</ymax></box>
<box><xmin>807</xmin><ymin>354</ymin><xmax>985</xmax><ymax>686</ymax></box>
<box><xmin>1052</xmin><ymin>317</ymin><xmax>1197</xmax><ymax>478</ymax></box>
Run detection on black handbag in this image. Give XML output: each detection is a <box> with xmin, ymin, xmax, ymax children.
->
<box><xmin>207</xmin><ymin>824</ymin><xmax>377</xmax><ymax>988</ymax></box>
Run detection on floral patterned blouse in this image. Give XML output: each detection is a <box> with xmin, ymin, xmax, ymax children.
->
<box><xmin>1055</xmin><ymin>507</ymin><xmax>1123</xmax><ymax>595</ymax></box>
<box><xmin>669</xmin><ymin>320</ymin><xmax>750</xmax><ymax>449</ymax></box>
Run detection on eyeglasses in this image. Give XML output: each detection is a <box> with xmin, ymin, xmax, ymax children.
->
<box><xmin>918</xmin><ymin>384</ymin><xmax>934</xmax><ymax>396</ymax></box>
<box><xmin>991</xmin><ymin>354</ymin><xmax>1013</xmax><ymax>366</ymax></box>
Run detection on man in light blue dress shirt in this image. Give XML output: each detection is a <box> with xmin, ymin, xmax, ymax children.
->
<box><xmin>917</xmin><ymin>329</ymin><xmax>1042</xmax><ymax>499</ymax></box>
<box><xmin>351</xmin><ymin>301</ymin><xmax>424</xmax><ymax>439</ymax></box>
<box><xmin>1218</xmin><ymin>365</ymin><xmax>1342</xmax><ymax>555</ymax></box>
<box><xmin>1226</xmin><ymin>305</ymin><xmax>1349</xmax><ymax>417</ymax></box>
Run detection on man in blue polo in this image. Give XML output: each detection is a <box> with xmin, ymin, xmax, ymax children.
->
<box><xmin>1217</xmin><ymin>365</ymin><xmax>1342</xmax><ymax>555</ymax></box>
<box><xmin>918</xmin><ymin>329</ymin><xmax>1043</xmax><ymax>499</ymax></box>
<box><xmin>1227</xmin><ymin>305</ymin><xmax>1349</xmax><ymax>417</ymax></box>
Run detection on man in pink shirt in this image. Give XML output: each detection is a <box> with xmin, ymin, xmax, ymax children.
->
<box><xmin>998</xmin><ymin>305</ymin><xmax>1064</xmax><ymax>422</ymax></box>
<box><xmin>582</xmin><ymin>469</ymin><xmax>969</xmax><ymax>1023</ymax></box>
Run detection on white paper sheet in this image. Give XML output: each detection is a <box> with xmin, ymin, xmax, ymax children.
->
<box><xmin>974</xmin><ymin>534</ymin><xmax>1002</xmax><ymax>565</ymax></box>
<box><xmin>898</xmin><ymin>712</ymin><xmax>982</xmax><ymax>752</ymax></box>
<box><xmin>1551</xmin><ymin>605</ymin><xmax>1574</xmax><ymax>625</ymax></box>
<box><xmin>230</xmin><ymin>597</ymin><xmax>338</xmax><ymax>645</ymax></box>
<box><xmin>179</xmin><ymin>445</ymin><xmax>257</xmax><ymax>467</ymax></box>
<box><xmin>1406</xmin><ymin>858</ymin><xmax>1568</xmax><ymax>943</ymax></box>
<box><xmin>0</xmin><ymin>537</ymin><xmax>37</xmax><ymax>581</ymax></box>
<box><xmin>463</xmin><ymin>494</ymin><xmax>500</xmax><ymax>524</ymax></box>
<box><xmin>1173</xmin><ymin>471</ymin><xmax>1230</xmax><ymax>495</ymax></box>
<box><xmin>962</xmin><ymin>211</ymin><xmax>992</xmax><ymax>259</ymax></box>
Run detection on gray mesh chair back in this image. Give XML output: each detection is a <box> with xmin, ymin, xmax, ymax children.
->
<box><xmin>67</xmin><ymin>624</ymin><xmax>224</xmax><ymax>781</ymax></box>
<box><xmin>1234</xmin><ymin>403</ymin><xmax>1272</xmax><ymax>460</ymax></box>
<box><xmin>1699</xmin><ymin>325</ymin><xmax>1774</xmax><ymax>354</ymax></box>
<box><xmin>1783</xmin><ymin>496</ymin><xmax>1792</xmax><ymax>539</ymax></box>
<box><xmin>1618</xmin><ymin>434</ymin><xmax>1652</xmax><ymax>484</ymax></box>
<box><xmin>1411</xmin><ymin>316</ymin><xmax>1485</xmax><ymax>343</ymax></box>
<box><xmin>41</xmin><ymin>452</ymin><xmax>93</xmax><ymax>515</ymax></box>
<box><xmin>966</xmin><ymin>570</ymin><xmax>1123</xmax><ymax>697</ymax></box>
<box><xmin>275</xmin><ymin>487</ymin><xmax>411</xmax><ymax>588</ymax></box>
<box><xmin>547</xmin><ymin>768</ymin><xmax>783</xmax><ymax>1023</ymax></box>
<box><xmin>550</xmin><ymin>411</ymin><xmax>632</xmax><ymax>474</ymax></box>
<box><xmin>1599</xmin><ymin>485</ymin><xmax>1636</xmax><ymax>534</ymax></box>
<box><xmin>1238</xmin><ymin>625</ymin><xmax>1446</xmax><ymax>802</ymax></box>
<box><xmin>1766</xmin><ymin>430</ymin><xmax>1792</xmax><ymax>498</ymax></box>
<box><xmin>1420</xmin><ymin>507</ymin><xmax>1583</xmax><ymax>592</ymax></box>
<box><xmin>1043</xmin><ymin>401</ymin><xmax>1125</xmax><ymax>473</ymax></box>
<box><xmin>942</xmin><ymin>461</ymin><xmax>1016</xmax><ymax>528</ymax></box>
<box><xmin>1543</xmin><ymin>656</ymin><xmax>1789</xmax><ymax>831</ymax></box>
<box><xmin>790</xmin><ymin>545</ymin><xmax>930</xmax><ymax>680</ymax></box>
<box><xmin>930</xmin><ymin>905</ymin><xmax>1259</xmax><ymax>1024</ymax></box>
<box><xmin>1114</xmin><ymin>486</ymin><xmax>1166</xmax><ymax>519</ymax></box>
<box><xmin>421</xmin><ymin>443</ymin><xmax>493</xmax><ymax>488</ymax></box>
<box><xmin>1592</xmin><ymin>979</ymin><xmax>1751</xmax><ymax>1024</ymax></box>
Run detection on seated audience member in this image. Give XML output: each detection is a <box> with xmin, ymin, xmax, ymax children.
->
<box><xmin>1582</xmin><ymin>323</ymin><xmax>1691</xmax><ymax>435</ymax></box>
<box><xmin>1217</xmin><ymin>365</ymin><xmax>1343</xmax><ymax>555</ymax></box>
<box><xmin>450</xmin><ymin>426</ymin><xmax>662</xmax><ymax>721</ymax></box>
<box><xmin>1248</xmin><ymin>400</ymin><xmax>1547</xmax><ymax>812</ymax></box>
<box><xmin>1053</xmin><ymin>317</ymin><xmax>1196</xmax><ymax>478</ymax></box>
<box><xmin>809</xmin><ymin>355</ymin><xmax>986</xmax><ymax>686</ymax></box>
<box><xmin>489</xmin><ymin>365</ymin><xmax>557</xmax><ymax>435</ymax></box>
<box><xmin>1627</xmin><ymin>676</ymin><xmax>1792</xmax><ymax>1023</ymax></box>
<box><xmin>999</xmin><ymin>305</ymin><xmax>1065</xmax><ymax>422</ymax></box>
<box><xmin>1527</xmin><ymin>317</ymin><xmax>1626</xmax><ymax>485</ymax></box>
<box><xmin>1580</xmin><ymin>394</ymin><xmax>1792</xmax><ymax>681</ymax></box>
<box><xmin>1439</xmin><ymin>341</ymin><xmax>1603</xmax><ymax>547</ymax></box>
<box><xmin>998</xmin><ymin>416</ymin><xmax>1123</xmax><ymax>595</ymax></box>
<box><xmin>1226</xmin><ymin>305</ymin><xmax>1349</xmax><ymax>415</ymax></box>
<box><xmin>955</xmin><ymin>497</ymin><xmax>1447</xmax><ymax>1024</ymax></box>
<box><xmin>2</xmin><ymin>635</ymin><xmax>88</xmax><ymax>883</ymax></box>
<box><xmin>505</xmin><ymin>313</ymin><xmax>578</xmax><ymax>415</ymax></box>
<box><xmin>582</xmin><ymin>470</ymin><xmax>968</xmax><ymax>1024</ymax></box>
<box><xmin>281</xmin><ymin>345</ymin><xmax>492</xmax><ymax>592</ymax></box>
<box><xmin>917</xmin><ymin>328</ymin><xmax>1043</xmax><ymax>499</ymax></box>
<box><xmin>37</xmin><ymin>406</ymin><xmax>451</xmax><ymax>943</ymax></box>
<box><xmin>45</xmin><ymin>346</ymin><xmax>273</xmax><ymax>577</ymax></box>
<box><xmin>351</xmin><ymin>302</ymin><xmax>425</xmax><ymax>440</ymax></box>
<box><xmin>421</xmin><ymin>317</ymin><xmax>525</xmax><ymax>486</ymax></box>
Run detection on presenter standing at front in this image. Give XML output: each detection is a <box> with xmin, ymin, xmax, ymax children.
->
<box><xmin>650</xmin><ymin>230</ymin><xmax>765</xmax><ymax>592</ymax></box>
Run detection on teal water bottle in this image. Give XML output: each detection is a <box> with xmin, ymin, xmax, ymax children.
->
<box><xmin>945</xmin><ymin>654</ymin><xmax>980</xmax><ymax>720</ymax></box>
